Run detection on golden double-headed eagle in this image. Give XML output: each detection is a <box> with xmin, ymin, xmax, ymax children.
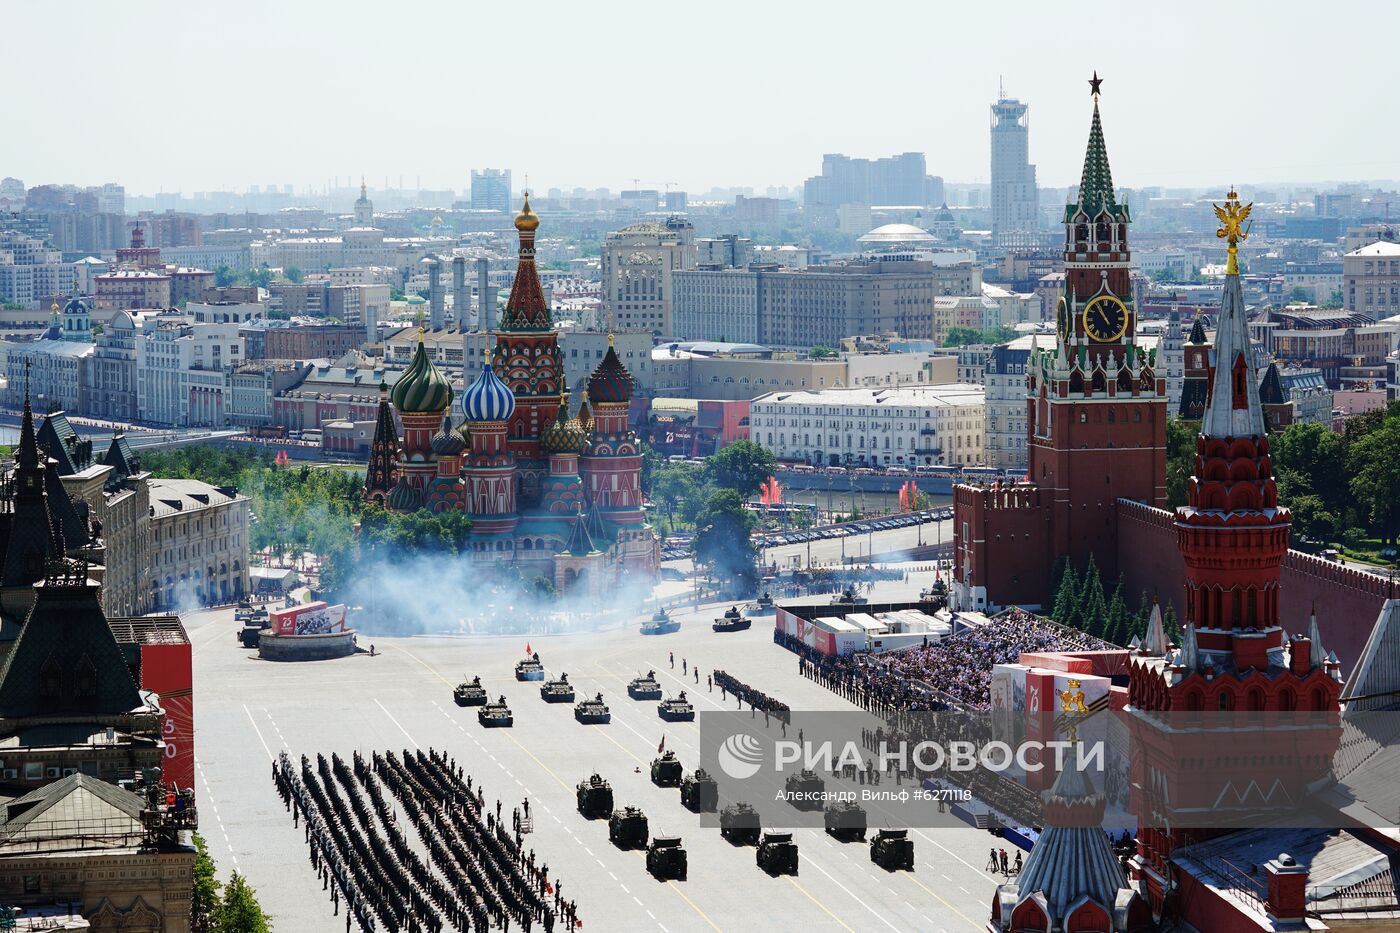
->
<box><xmin>1057</xmin><ymin>679</ymin><xmax>1089</xmax><ymax>713</ymax></box>
<box><xmin>1214</xmin><ymin>192</ymin><xmax>1252</xmax><ymax>247</ymax></box>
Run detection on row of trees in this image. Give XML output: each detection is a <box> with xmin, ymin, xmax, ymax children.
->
<box><xmin>942</xmin><ymin>325</ymin><xmax>1018</xmax><ymax>348</ymax></box>
<box><xmin>1049</xmin><ymin>555</ymin><xmax>1180</xmax><ymax>648</ymax></box>
<box><xmin>192</xmin><ymin>833</ymin><xmax>273</xmax><ymax>932</ymax></box>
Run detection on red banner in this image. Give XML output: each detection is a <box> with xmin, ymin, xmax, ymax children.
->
<box><xmin>140</xmin><ymin>642</ymin><xmax>194</xmax><ymax>793</ymax></box>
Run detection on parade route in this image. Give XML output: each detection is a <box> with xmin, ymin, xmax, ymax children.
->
<box><xmin>187</xmin><ymin>597</ymin><xmax>998</xmax><ymax>932</ymax></box>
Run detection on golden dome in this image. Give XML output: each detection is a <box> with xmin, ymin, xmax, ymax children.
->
<box><xmin>514</xmin><ymin>192</ymin><xmax>539</xmax><ymax>233</ymax></box>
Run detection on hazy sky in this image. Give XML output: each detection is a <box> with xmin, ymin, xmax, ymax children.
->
<box><xmin>8</xmin><ymin>1</ymin><xmax>1397</xmax><ymax>197</ymax></box>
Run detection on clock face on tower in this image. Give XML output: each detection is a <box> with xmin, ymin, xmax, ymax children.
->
<box><xmin>1055</xmin><ymin>297</ymin><xmax>1069</xmax><ymax>343</ymax></box>
<box><xmin>1082</xmin><ymin>295</ymin><xmax>1129</xmax><ymax>343</ymax></box>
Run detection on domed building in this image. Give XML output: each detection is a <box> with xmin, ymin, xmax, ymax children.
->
<box><xmin>857</xmin><ymin>222</ymin><xmax>937</xmax><ymax>251</ymax></box>
<box><xmin>364</xmin><ymin>196</ymin><xmax>659</xmax><ymax>592</ymax></box>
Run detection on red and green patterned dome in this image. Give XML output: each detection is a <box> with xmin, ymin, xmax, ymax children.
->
<box><xmin>391</xmin><ymin>337</ymin><xmax>454</xmax><ymax>414</ymax></box>
<box><xmin>541</xmin><ymin>390</ymin><xmax>587</xmax><ymax>455</ymax></box>
<box><xmin>587</xmin><ymin>339</ymin><xmax>633</xmax><ymax>404</ymax></box>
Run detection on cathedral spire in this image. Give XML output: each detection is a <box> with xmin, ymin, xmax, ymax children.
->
<box><xmin>1200</xmin><ymin>189</ymin><xmax>1263</xmax><ymax>439</ymax></box>
<box><xmin>500</xmin><ymin>193</ymin><xmax>551</xmax><ymax>331</ymax></box>
<box><xmin>1076</xmin><ymin>84</ymin><xmax>1117</xmax><ymax>217</ymax></box>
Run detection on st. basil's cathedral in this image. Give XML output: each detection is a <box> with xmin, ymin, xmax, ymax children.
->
<box><xmin>362</xmin><ymin>196</ymin><xmax>659</xmax><ymax>593</ymax></box>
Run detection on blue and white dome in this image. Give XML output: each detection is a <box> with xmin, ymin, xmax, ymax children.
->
<box><xmin>460</xmin><ymin>358</ymin><xmax>516</xmax><ymax>423</ymax></box>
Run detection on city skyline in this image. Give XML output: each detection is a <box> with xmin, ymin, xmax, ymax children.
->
<box><xmin>9</xmin><ymin>0</ymin><xmax>1399</xmax><ymax>197</ymax></box>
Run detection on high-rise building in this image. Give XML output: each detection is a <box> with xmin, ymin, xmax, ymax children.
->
<box><xmin>471</xmin><ymin>169</ymin><xmax>512</xmax><ymax>212</ymax></box>
<box><xmin>990</xmin><ymin>93</ymin><xmax>1039</xmax><ymax>247</ymax></box>
<box><xmin>803</xmin><ymin>152</ymin><xmax>941</xmax><ymax>209</ymax></box>
<box><xmin>600</xmin><ymin>217</ymin><xmax>696</xmax><ymax>338</ymax></box>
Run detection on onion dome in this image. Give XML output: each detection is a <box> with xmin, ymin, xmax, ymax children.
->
<box><xmin>430</xmin><ymin>416</ymin><xmax>466</xmax><ymax>456</ymax></box>
<box><xmin>587</xmin><ymin>337</ymin><xmax>634</xmax><ymax>404</ymax></box>
<box><xmin>387</xmin><ymin>475</ymin><xmax>422</xmax><ymax>512</ymax></box>
<box><xmin>460</xmin><ymin>352</ymin><xmax>516</xmax><ymax>423</ymax></box>
<box><xmin>515</xmin><ymin>191</ymin><xmax>540</xmax><ymax>233</ymax></box>
<box><xmin>541</xmin><ymin>388</ymin><xmax>587</xmax><ymax>455</ymax></box>
<box><xmin>63</xmin><ymin>295</ymin><xmax>88</xmax><ymax>314</ymax></box>
<box><xmin>391</xmin><ymin>337</ymin><xmax>453</xmax><ymax>414</ymax></box>
<box><xmin>576</xmin><ymin>399</ymin><xmax>593</xmax><ymax>434</ymax></box>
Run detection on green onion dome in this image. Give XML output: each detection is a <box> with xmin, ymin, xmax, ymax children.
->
<box><xmin>390</xmin><ymin>337</ymin><xmax>454</xmax><ymax>414</ymax></box>
<box><xmin>430</xmin><ymin>416</ymin><xmax>466</xmax><ymax>456</ymax></box>
<box><xmin>387</xmin><ymin>475</ymin><xmax>423</xmax><ymax>511</ymax></box>
<box><xmin>541</xmin><ymin>396</ymin><xmax>587</xmax><ymax>455</ymax></box>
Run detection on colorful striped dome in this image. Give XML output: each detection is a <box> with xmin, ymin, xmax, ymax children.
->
<box><xmin>460</xmin><ymin>356</ymin><xmax>516</xmax><ymax>423</ymax></box>
<box><xmin>587</xmin><ymin>341</ymin><xmax>633</xmax><ymax>404</ymax></box>
<box><xmin>430</xmin><ymin>416</ymin><xmax>467</xmax><ymax>455</ymax></box>
<box><xmin>390</xmin><ymin>338</ymin><xmax>454</xmax><ymax>414</ymax></box>
<box><xmin>541</xmin><ymin>397</ymin><xmax>586</xmax><ymax>455</ymax></box>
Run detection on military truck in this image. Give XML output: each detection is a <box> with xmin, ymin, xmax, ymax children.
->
<box><xmin>515</xmin><ymin>653</ymin><xmax>545</xmax><ymax>681</ymax></box>
<box><xmin>574</xmin><ymin>692</ymin><xmax>610</xmax><ymax>724</ymax></box>
<box><xmin>712</xmin><ymin>605</ymin><xmax>751</xmax><ymax>633</ymax></box>
<box><xmin>869</xmin><ymin>829</ymin><xmax>914</xmax><ymax>871</ymax></box>
<box><xmin>608</xmin><ymin>806</ymin><xmax>649</xmax><ymax>850</ymax></box>
<box><xmin>540</xmin><ymin>673</ymin><xmax>575</xmax><ymax>703</ymax></box>
<box><xmin>657</xmin><ymin>692</ymin><xmax>695</xmax><ymax>722</ymax></box>
<box><xmin>756</xmin><ymin>832</ymin><xmax>799</xmax><ymax>876</ymax></box>
<box><xmin>719</xmin><ymin>802</ymin><xmax>761</xmax><ymax>845</ymax></box>
<box><xmin>455</xmin><ymin>675</ymin><xmax>488</xmax><ymax>707</ymax></box>
<box><xmin>646</xmin><ymin>836</ymin><xmax>687</xmax><ymax>881</ymax></box>
<box><xmin>627</xmin><ymin>671</ymin><xmax>663</xmax><ymax>700</ymax></box>
<box><xmin>679</xmin><ymin>768</ymin><xmax>718</xmax><ymax>813</ymax></box>
<box><xmin>477</xmin><ymin>696</ymin><xmax>513</xmax><ymax>728</ymax></box>
<box><xmin>650</xmin><ymin>751</ymin><xmax>683</xmax><ymax>787</ymax></box>
<box><xmin>575</xmin><ymin>774</ymin><xmax>613</xmax><ymax>819</ymax></box>
<box><xmin>824</xmin><ymin>800</ymin><xmax>868</xmax><ymax>841</ymax></box>
<box><xmin>783</xmin><ymin>770</ymin><xmax>826</xmax><ymax>811</ymax></box>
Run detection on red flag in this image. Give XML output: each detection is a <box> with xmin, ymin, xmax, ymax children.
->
<box><xmin>658</xmin><ymin>735</ymin><xmax>665</xmax><ymax>754</ymax></box>
<box><xmin>576</xmin><ymin>921</ymin><xmax>582</xmax><ymax>928</ymax></box>
<box><xmin>545</xmin><ymin>882</ymin><xmax>553</xmax><ymax>894</ymax></box>
<box><xmin>525</xmin><ymin>643</ymin><xmax>532</xmax><ymax>657</ymax></box>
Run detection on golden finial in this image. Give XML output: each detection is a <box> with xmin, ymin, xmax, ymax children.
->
<box><xmin>514</xmin><ymin>190</ymin><xmax>539</xmax><ymax>233</ymax></box>
<box><xmin>415</xmin><ymin>305</ymin><xmax>424</xmax><ymax>341</ymax></box>
<box><xmin>50</xmin><ymin>301</ymin><xmax>59</xmax><ymax>314</ymax></box>
<box><xmin>1213</xmin><ymin>187</ymin><xmax>1253</xmax><ymax>276</ymax></box>
<box><xmin>482</xmin><ymin>344</ymin><xmax>492</xmax><ymax>366</ymax></box>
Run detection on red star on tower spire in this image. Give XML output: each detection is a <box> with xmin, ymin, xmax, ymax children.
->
<box><xmin>1088</xmin><ymin>71</ymin><xmax>1103</xmax><ymax>97</ymax></box>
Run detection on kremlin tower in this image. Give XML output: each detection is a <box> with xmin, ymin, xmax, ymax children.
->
<box><xmin>364</xmin><ymin>196</ymin><xmax>659</xmax><ymax>590</ymax></box>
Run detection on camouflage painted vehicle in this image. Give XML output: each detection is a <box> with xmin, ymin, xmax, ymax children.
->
<box><xmin>477</xmin><ymin>696</ymin><xmax>513</xmax><ymax>727</ymax></box>
<box><xmin>646</xmin><ymin>836</ymin><xmax>687</xmax><ymax>880</ymax></box>
<box><xmin>627</xmin><ymin>671</ymin><xmax>663</xmax><ymax>700</ymax></box>
<box><xmin>756</xmin><ymin>832</ymin><xmax>799</xmax><ymax>876</ymax></box>
<box><xmin>455</xmin><ymin>675</ymin><xmax>488</xmax><ymax>707</ymax></box>
<box><xmin>783</xmin><ymin>770</ymin><xmax>825</xmax><ymax>812</ymax></box>
<box><xmin>608</xmin><ymin>806</ymin><xmax>649</xmax><ymax>850</ymax></box>
<box><xmin>657</xmin><ymin>692</ymin><xmax>695</xmax><ymax>722</ymax></box>
<box><xmin>650</xmin><ymin>751</ymin><xmax>683</xmax><ymax>787</ymax></box>
<box><xmin>718</xmin><ymin>802</ymin><xmax>761</xmax><ymax>845</ymax></box>
<box><xmin>824</xmin><ymin>800</ymin><xmax>867</xmax><ymax>841</ymax></box>
<box><xmin>869</xmin><ymin>828</ymin><xmax>914</xmax><ymax>871</ymax></box>
<box><xmin>575</xmin><ymin>774</ymin><xmax>613</xmax><ymax>819</ymax></box>
<box><xmin>679</xmin><ymin>768</ymin><xmax>718</xmax><ymax>813</ymax></box>
<box><xmin>574</xmin><ymin>692</ymin><xmax>611</xmax><ymax>724</ymax></box>
<box><xmin>540</xmin><ymin>673</ymin><xmax>575</xmax><ymax>703</ymax></box>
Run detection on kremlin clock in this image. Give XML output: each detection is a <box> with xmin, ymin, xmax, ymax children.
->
<box><xmin>1056</xmin><ymin>297</ymin><xmax>1070</xmax><ymax>343</ymax></box>
<box><xmin>1082</xmin><ymin>295</ymin><xmax>1128</xmax><ymax>342</ymax></box>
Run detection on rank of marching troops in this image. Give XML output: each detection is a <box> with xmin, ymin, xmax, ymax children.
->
<box><xmin>274</xmin><ymin>748</ymin><xmax>578</xmax><ymax>932</ymax></box>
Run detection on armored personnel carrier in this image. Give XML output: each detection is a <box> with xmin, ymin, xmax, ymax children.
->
<box><xmin>575</xmin><ymin>774</ymin><xmax>613</xmax><ymax>819</ymax></box>
<box><xmin>477</xmin><ymin>696</ymin><xmax>513</xmax><ymax>728</ymax></box>
<box><xmin>515</xmin><ymin>653</ymin><xmax>545</xmax><ymax>681</ymax></box>
<box><xmin>679</xmin><ymin>768</ymin><xmax>718</xmax><ymax>813</ymax></box>
<box><xmin>540</xmin><ymin>673</ymin><xmax>575</xmax><ymax>703</ymax></box>
<box><xmin>657</xmin><ymin>692</ymin><xmax>695</xmax><ymax>722</ymax></box>
<box><xmin>783</xmin><ymin>770</ymin><xmax>826</xmax><ymax>811</ymax></box>
<box><xmin>712</xmin><ymin>605</ymin><xmax>751</xmax><ymax>633</ymax></box>
<box><xmin>650</xmin><ymin>751</ymin><xmax>683</xmax><ymax>787</ymax></box>
<box><xmin>718</xmin><ymin>802</ymin><xmax>761</xmax><ymax>845</ymax></box>
<box><xmin>455</xmin><ymin>675</ymin><xmax>488</xmax><ymax>707</ymax></box>
<box><xmin>756</xmin><ymin>832</ymin><xmax>799</xmax><ymax>876</ymax></box>
<box><xmin>646</xmin><ymin>836</ymin><xmax>687</xmax><ymax>881</ymax></box>
<box><xmin>607</xmin><ymin>806</ymin><xmax>649</xmax><ymax>850</ymax></box>
<box><xmin>869</xmin><ymin>828</ymin><xmax>914</xmax><ymax>871</ymax></box>
<box><xmin>574</xmin><ymin>692</ymin><xmax>611</xmax><ymax>724</ymax></box>
<box><xmin>824</xmin><ymin>800</ymin><xmax>867</xmax><ymax>841</ymax></box>
<box><xmin>627</xmin><ymin>671</ymin><xmax>663</xmax><ymax>700</ymax></box>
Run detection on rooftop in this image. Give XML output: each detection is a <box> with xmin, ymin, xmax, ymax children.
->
<box><xmin>148</xmin><ymin>478</ymin><xmax>245</xmax><ymax>518</ymax></box>
<box><xmin>1346</xmin><ymin>241</ymin><xmax>1400</xmax><ymax>258</ymax></box>
<box><xmin>752</xmin><ymin>383</ymin><xmax>985</xmax><ymax>408</ymax></box>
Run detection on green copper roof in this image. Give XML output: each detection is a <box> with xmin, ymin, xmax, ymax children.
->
<box><xmin>390</xmin><ymin>339</ymin><xmax>454</xmax><ymax>414</ymax></box>
<box><xmin>1067</xmin><ymin>101</ymin><xmax>1128</xmax><ymax>222</ymax></box>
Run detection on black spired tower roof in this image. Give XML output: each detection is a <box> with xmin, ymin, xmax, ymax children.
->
<box><xmin>1</xmin><ymin>384</ymin><xmax>60</xmax><ymax>589</ymax></box>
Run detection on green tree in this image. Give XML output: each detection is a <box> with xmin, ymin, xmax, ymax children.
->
<box><xmin>1077</xmin><ymin>554</ymin><xmax>1108</xmax><ymax>639</ymax></box>
<box><xmin>1104</xmin><ymin>576</ymin><xmax>1129</xmax><ymax>647</ymax></box>
<box><xmin>1162</xmin><ymin>602</ymin><xmax>1182</xmax><ymax>646</ymax></box>
<box><xmin>1271</xmin><ymin>421</ymin><xmax>1346</xmax><ymax>514</ymax></box>
<box><xmin>979</xmin><ymin>325</ymin><xmax>1018</xmax><ymax>345</ymax></box>
<box><xmin>942</xmin><ymin>326</ymin><xmax>980</xmax><ymax>348</ymax></box>
<box><xmin>214</xmin><ymin>264</ymin><xmax>238</xmax><ymax>288</ymax></box>
<box><xmin>191</xmin><ymin>833</ymin><xmax>221</xmax><ymax>933</ymax></box>
<box><xmin>651</xmin><ymin>463</ymin><xmax>701</xmax><ymax>532</ymax></box>
<box><xmin>1051</xmin><ymin>561</ymin><xmax>1079</xmax><ymax>627</ymax></box>
<box><xmin>1165</xmin><ymin>417</ymin><xmax>1196</xmax><ymax>510</ymax></box>
<box><xmin>639</xmin><ymin>442</ymin><xmax>663</xmax><ymax>497</ymax></box>
<box><xmin>283</xmin><ymin>266</ymin><xmax>305</xmax><ymax>284</ymax></box>
<box><xmin>1348</xmin><ymin>418</ymin><xmax>1400</xmax><ymax>545</ymax></box>
<box><xmin>216</xmin><ymin>872</ymin><xmax>272</xmax><ymax>933</ymax></box>
<box><xmin>693</xmin><ymin>488</ymin><xmax>758</xmax><ymax>588</ymax></box>
<box><xmin>809</xmin><ymin>346</ymin><xmax>839</xmax><ymax>359</ymax></box>
<box><xmin>1288</xmin><ymin>494</ymin><xmax>1338</xmax><ymax>544</ymax></box>
<box><xmin>706</xmin><ymin>440</ymin><xmax>777</xmax><ymax>498</ymax></box>
<box><xmin>1288</xmin><ymin>286</ymin><xmax>1312</xmax><ymax>303</ymax></box>
<box><xmin>245</xmin><ymin>265</ymin><xmax>273</xmax><ymax>290</ymax></box>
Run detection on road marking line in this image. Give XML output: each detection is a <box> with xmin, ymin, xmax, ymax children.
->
<box><xmin>899</xmin><ymin>870</ymin><xmax>984</xmax><ymax>930</ymax></box>
<box><xmin>915</xmin><ymin>829</ymin><xmax>1000</xmax><ymax>883</ymax></box>
<box><xmin>374</xmin><ymin>698</ymin><xmax>420</xmax><ymax>750</ymax></box>
<box><xmin>803</xmin><ymin>854</ymin><xmax>900</xmax><ymax>931</ymax></box>
<box><xmin>665</xmin><ymin>880</ymin><xmax>723</xmax><ymax>933</ymax></box>
<box><xmin>241</xmin><ymin>703</ymin><xmax>274</xmax><ymax>760</ymax></box>
<box><xmin>785</xmin><ymin>876</ymin><xmax>854</xmax><ymax>932</ymax></box>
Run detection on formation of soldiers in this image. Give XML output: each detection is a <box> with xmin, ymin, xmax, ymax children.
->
<box><xmin>273</xmin><ymin>748</ymin><xmax>578</xmax><ymax>932</ymax></box>
<box><xmin>713</xmin><ymin>669</ymin><xmax>791</xmax><ymax>723</ymax></box>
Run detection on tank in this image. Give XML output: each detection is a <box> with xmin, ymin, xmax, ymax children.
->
<box><xmin>574</xmin><ymin>692</ymin><xmax>611</xmax><ymax>724</ymax></box>
<box><xmin>713</xmin><ymin>605</ymin><xmax>751</xmax><ymax>633</ymax></box>
<box><xmin>477</xmin><ymin>696</ymin><xmax>513</xmax><ymax>728</ymax></box>
<box><xmin>869</xmin><ymin>828</ymin><xmax>914</xmax><ymax>871</ymax></box>
<box><xmin>783</xmin><ymin>770</ymin><xmax>826</xmax><ymax>812</ymax></box>
<box><xmin>641</xmin><ymin>607</ymin><xmax>680</xmax><ymax>635</ymax></box>
<box><xmin>719</xmin><ymin>802</ymin><xmax>761</xmax><ymax>845</ymax></box>
<box><xmin>515</xmin><ymin>653</ymin><xmax>545</xmax><ymax>681</ymax></box>
<box><xmin>608</xmin><ymin>806</ymin><xmax>649</xmax><ymax>850</ymax></box>
<box><xmin>239</xmin><ymin>625</ymin><xmax>263</xmax><ymax>648</ymax></box>
<box><xmin>575</xmin><ymin>774</ymin><xmax>613</xmax><ymax>819</ymax></box>
<box><xmin>756</xmin><ymin>831</ymin><xmax>799</xmax><ymax>876</ymax></box>
<box><xmin>646</xmin><ymin>836</ymin><xmax>687</xmax><ymax>881</ymax></box>
<box><xmin>627</xmin><ymin>671</ymin><xmax>663</xmax><ymax>700</ymax></box>
<box><xmin>824</xmin><ymin>800</ymin><xmax>867</xmax><ymax>841</ymax></box>
<box><xmin>650</xmin><ymin>751</ymin><xmax>683</xmax><ymax>787</ymax></box>
<box><xmin>679</xmin><ymin>768</ymin><xmax>718</xmax><ymax>813</ymax></box>
<box><xmin>455</xmin><ymin>675</ymin><xmax>488</xmax><ymax>707</ymax></box>
<box><xmin>830</xmin><ymin>586</ymin><xmax>867</xmax><ymax>606</ymax></box>
<box><xmin>658</xmin><ymin>692</ymin><xmax>695</xmax><ymax>722</ymax></box>
<box><xmin>540</xmin><ymin>673</ymin><xmax>575</xmax><ymax>703</ymax></box>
